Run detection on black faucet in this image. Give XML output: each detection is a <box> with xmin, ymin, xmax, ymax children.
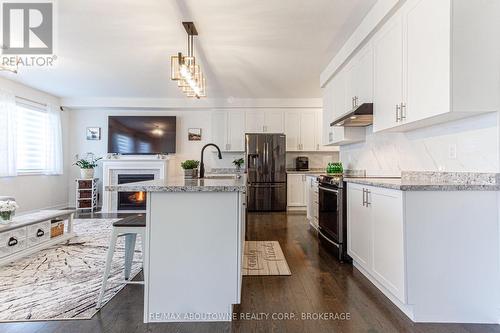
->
<box><xmin>199</xmin><ymin>143</ymin><xmax>222</xmax><ymax>179</ymax></box>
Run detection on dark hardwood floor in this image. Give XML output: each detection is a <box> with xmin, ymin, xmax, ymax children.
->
<box><xmin>1</xmin><ymin>212</ymin><xmax>499</xmax><ymax>333</ymax></box>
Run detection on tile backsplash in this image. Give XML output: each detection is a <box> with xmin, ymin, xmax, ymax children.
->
<box><xmin>286</xmin><ymin>152</ymin><xmax>339</xmax><ymax>170</ymax></box>
<box><xmin>340</xmin><ymin>113</ymin><xmax>499</xmax><ymax>177</ymax></box>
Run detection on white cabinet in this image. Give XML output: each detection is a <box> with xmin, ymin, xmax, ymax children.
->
<box><xmin>372</xmin><ymin>0</ymin><xmax>499</xmax><ymax>132</ymax></box>
<box><xmin>371</xmin><ymin>188</ymin><xmax>405</xmax><ymax>302</ymax></box>
<box><xmin>284</xmin><ymin>110</ymin><xmax>321</xmax><ymax>151</ymax></box>
<box><xmin>322</xmin><ymin>69</ymin><xmax>366</xmax><ymax>146</ymax></box>
<box><xmin>287</xmin><ymin>174</ymin><xmax>307</xmax><ymax>209</ymax></box>
<box><xmin>305</xmin><ymin>175</ymin><xmax>319</xmax><ymax>229</ymax></box>
<box><xmin>372</xmin><ymin>11</ymin><xmax>404</xmax><ymax>132</ymax></box>
<box><xmin>347</xmin><ymin>183</ymin><xmax>405</xmax><ymax>302</ymax></box>
<box><xmin>402</xmin><ymin>0</ymin><xmax>450</xmax><ymax>124</ymax></box>
<box><xmin>211</xmin><ymin>110</ymin><xmax>245</xmax><ymax>152</ymax></box>
<box><xmin>347</xmin><ymin>184</ymin><xmax>372</xmax><ymax>269</ymax></box>
<box><xmin>245</xmin><ymin>110</ymin><xmax>284</xmax><ymax>133</ymax></box>
<box><xmin>284</xmin><ymin>111</ymin><xmax>301</xmax><ymax>151</ymax></box>
<box><xmin>344</xmin><ymin>42</ymin><xmax>373</xmax><ymax>110</ymax></box>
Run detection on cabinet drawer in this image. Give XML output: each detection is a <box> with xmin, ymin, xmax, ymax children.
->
<box><xmin>0</xmin><ymin>227</ymin><xmax>27</xmax><ymax>258</ymax></box>
<box><xmin>27</xmin><ymin>221</ymin><xmax>51</xmax><ymax>247</ymax></box>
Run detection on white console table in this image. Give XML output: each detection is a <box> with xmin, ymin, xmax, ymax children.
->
<box><xmin>0</xmin><ymin>210</ymin><xmax>76</xmax><ymax>266</ymax></box>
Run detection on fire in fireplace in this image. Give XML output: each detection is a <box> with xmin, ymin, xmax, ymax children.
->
<box><xmin>117</xmin><ymin>174</ymin><xmax>155</xmax><ymax>210</ymax></box>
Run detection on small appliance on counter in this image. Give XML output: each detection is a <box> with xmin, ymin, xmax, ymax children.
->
<box><xmin>295</xmin><ymin>156</ymin><xmax>309</xmax><ymax>171</ymax></box>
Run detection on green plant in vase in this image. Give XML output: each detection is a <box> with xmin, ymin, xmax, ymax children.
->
<box><xmin>233</xmin><ymin>158</ymin><xmax>245</xmax><ymax>178</ymax></box>
<box><xmin>181</xmin><ymin>160</ymin><xmax>200</xmax><ymax>179</ymax></box>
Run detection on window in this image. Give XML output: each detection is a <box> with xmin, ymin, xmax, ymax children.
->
<box><xmin>16</xmin><ymin>100</ymin><xmax>49</xmax><ymax>173</ymax></box>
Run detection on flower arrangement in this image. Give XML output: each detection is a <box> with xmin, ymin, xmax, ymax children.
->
<box><xmin>0</xmin><ymin>200</ymin><xmax>19</xmax><ymax>222</ymax></box>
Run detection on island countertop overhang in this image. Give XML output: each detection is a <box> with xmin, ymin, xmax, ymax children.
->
<box><xmin>105</xmin><ymin>175</ymin><xmax>247</xmax><ymax>192</ymax></box>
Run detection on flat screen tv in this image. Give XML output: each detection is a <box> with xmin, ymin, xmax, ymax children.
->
<box><xmin>108</xmin><ymin>116</ymin><xmax>176</xmax><ymax>154</ymax></box>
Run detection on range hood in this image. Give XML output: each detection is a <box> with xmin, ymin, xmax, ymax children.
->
<box><xmin>330</xmin><ymin>103</ymin><xmax>373</xmax><ymax>127</ymax></box>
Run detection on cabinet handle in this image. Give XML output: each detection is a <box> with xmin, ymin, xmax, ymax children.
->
<box><xmin>362</xmin><ymin>189</ymin><xmax>366</xmax><ymax>207</ymax></box>
<box><xmin>401</xmin><ymin>103</ymin><xmax>406</xmax><ymax>120</ymax></box>
<box><xmin>366</xmin><ymin>190</ymin><xmax>371</xmax><ymax>206</ymax></box>
<box><xmin>354</xmin><ymin>96</ymin><xmax>358</xmax><ymax>108</ymax></box>
<box><xmin>8</xmin><ymin>237</ymin><xmax>18</xmax><ymax>247</ymax></box>
<box><xmin>36</xmin><ymin>229</ymin><xmax>45</xmax><ymax>237</ymax></box>
<box><xmin>396</xmin><ymin>104</ymin><xmax>401</xmax><ymax>122</ymax></box>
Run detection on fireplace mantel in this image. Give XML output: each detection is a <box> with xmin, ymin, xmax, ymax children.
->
<box><xmin>102</xmin><ymin>158</ymin><xmax>169</xmax><ymax>213</ymax></box>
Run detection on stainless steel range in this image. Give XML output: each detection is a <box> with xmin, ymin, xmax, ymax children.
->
<box><xmin>317</xmin><ymin>174</ymin><xmax>351</xmax><ymax>262</ymax></box>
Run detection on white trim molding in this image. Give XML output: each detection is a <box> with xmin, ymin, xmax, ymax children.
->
<box><xmin>320</xmin><ymin>0</ymin><xmax>404</xmax><ymax>87</ymax></box>
<box><xmin>60</xmin><ymin>97</ymin><xmax>323</xmax><ymax>110</ymax></box>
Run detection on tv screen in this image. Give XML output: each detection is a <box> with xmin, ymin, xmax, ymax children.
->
<box><xmin>108</xmin><ymin>116</ymin><xmax>176</xmax><ymax>154</ymax></box>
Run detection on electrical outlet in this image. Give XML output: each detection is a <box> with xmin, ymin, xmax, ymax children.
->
<box><xmin>448</xmin><ymin>144</ymin><xmax>457</xmax><ymax>159</ymax></box>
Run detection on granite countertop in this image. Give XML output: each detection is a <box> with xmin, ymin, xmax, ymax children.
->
<box><xmin>344</xmin><ymin>171</ymin><xmax>500</xmax><ymax>191</ymax></box>
<box><xmin>286</xmin><ymin>169</ymin><xmax>325</xmax><ymax>175</ymax></box>
<box><xmin>106</xmin><ymin>175</ymin><xmax>246</xmax><ymax>193</ymax></box>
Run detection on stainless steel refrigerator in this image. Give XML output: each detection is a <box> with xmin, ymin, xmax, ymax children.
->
<box><xmin>245</xmin><ymin>133</ymin><xmax>287</xmax><ymax>211</ymax></box>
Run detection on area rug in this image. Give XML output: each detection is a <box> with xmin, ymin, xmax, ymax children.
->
<box><xmin>0</xmin><ymin>218</ymin><xmax>142</xmax><ymax>322</ymax></box>
<box><xmin>242</xmin><ymin>241</ymin><xmax>291</xmax><ymax>276</ymax></box>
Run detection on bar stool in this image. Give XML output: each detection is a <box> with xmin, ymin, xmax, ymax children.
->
<box><xmin>96</xmin><ymin>214</ymin><xmax>146</xmax><ymax>309</ymax></box>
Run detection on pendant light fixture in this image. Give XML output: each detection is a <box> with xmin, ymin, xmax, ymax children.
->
<box><xmin>171</xmin><ymin>22</ymin><xmax>206</xmax><ymax>99</ymax></box>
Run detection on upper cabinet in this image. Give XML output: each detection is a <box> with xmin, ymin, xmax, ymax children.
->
<box><xmin>373</xmin><ymin>0</ymin><xmax>499</xmax><ymax>132</ymax></box>
<box><xmin>214</xmin><ymin>109</ymin><xmax>337</xmax><ymax>152</ymax></box>
<box><xmin>245</xmin><ymin>110</ymin><xmax>284</xmax><ymax>133</ymax></box>
<box><xmin>212</xmin><ymin>110</ymin><xmax>246</xmax><ymax>152</ymax></box>
<box><xmin>372</xmin><ymin>12</ymin><xmax>404</xmax><ymax>132</ymax></box>
<box><xmin>323</xmin><ymin>0</ymin><xmax>500</xmax><ymax>137</ymax></box>
<box><xmin>322</xmin><ymin>66</ymin><xmax>366</xmax><ymax>146</ymax></box>
<box><xmin>285</xmin><ymin>110</ymin><xmax>338</xmax><ymax>152</ymax></box>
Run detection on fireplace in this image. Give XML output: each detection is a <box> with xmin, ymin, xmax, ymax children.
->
<box><xmin>117</xmin><ymin>174</ymin><xmax>155</xmax><ymax>210</ymax></box>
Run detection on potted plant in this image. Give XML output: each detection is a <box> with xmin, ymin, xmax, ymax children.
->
<box><xmin>0</xmin><ymin>200</ymin><xmax>19</xmax><ymax>223</ymax></box>
<box><xmin>181</xmin><ymin>160</ymin><xmax>200</xmax><ymax>179</ymax></box>
<box><xmin>233</xmin><ymin>158</ymin><xmax>244</xmax><ymax>178</ymax></box>
<box><xmin>74</xmin><ymin>156</ymin><xmax>102</xmax><ymax>179</ymax></box>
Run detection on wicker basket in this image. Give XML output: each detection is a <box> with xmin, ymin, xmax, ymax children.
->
<box><xmin>51</xmin><ymin>219</ymin><xmax>65</xmax><ymax>238</ymax></box>
<box><xmin>77</xmin><ymin>180</ymin><xmax>93</xmax><ymax>189</ymax></box>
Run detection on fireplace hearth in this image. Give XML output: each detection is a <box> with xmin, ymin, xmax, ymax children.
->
<box><xmin>117</xmin><ymin>174</ymin><xmax>155</xmax><ymax>210</ymax></box>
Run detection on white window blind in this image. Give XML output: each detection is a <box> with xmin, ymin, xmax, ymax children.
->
<box><xmin>16</xmin><ymin>101</ymin><xmax>48</xmax><ymax>173</ymax></box>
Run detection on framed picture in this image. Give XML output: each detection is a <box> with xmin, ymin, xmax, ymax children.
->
<box><xmin>188</xmin><ymin>128</ymin><xmax>202</xmax><ymax>141</ymax></box>
<box><xmin>86</xmin><ymin>127</ymin><xmax>101</xmax><ymax>140</ymax></box>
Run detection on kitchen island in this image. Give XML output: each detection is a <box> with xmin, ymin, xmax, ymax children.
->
<box><xmin>107</xmin><ymin>175</ymin><xmax>246</xmax><ymax>323</ymax></box>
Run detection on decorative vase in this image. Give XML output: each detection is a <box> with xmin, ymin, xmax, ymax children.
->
<box><xmin>184</xmin><ymin>168</ymin><xmax>198</xmax><ymax>179</ymax></box>
<box><xmin>0</xmin><ymin>211</ymin><xmax>13</xmax><ymax>223</ymax></box>
<box><xmin>80</xmin><ymin>168</ymin><xmax>95</xmax><ymax>179</ymax></box>
<box><xmin>235</xmin><ymin>166</ymin><xmax>242</xmax><ymax>179</ymax></box>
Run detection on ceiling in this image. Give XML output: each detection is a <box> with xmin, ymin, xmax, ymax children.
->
<box><xmin>1</xmin><ymin>0</ymin><xmax>376</xmax><ymax>99</ymax></box>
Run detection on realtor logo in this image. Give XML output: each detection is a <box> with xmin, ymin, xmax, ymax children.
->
<box><xmin>2</xmin><ymin>2</ymin><xmax>53</xmax><ymax>54</ymax></box>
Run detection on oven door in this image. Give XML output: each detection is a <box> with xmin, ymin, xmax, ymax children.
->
<box><xmin>318</xmin><ymin>185</ymin><xmax>340</xmax><ymax>246</ymax></box>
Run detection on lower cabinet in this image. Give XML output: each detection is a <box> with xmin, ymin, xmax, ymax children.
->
<box><xmin>305</xmin><ymin>175</ymin><xmax>319</xmax><ymax>229</ymax></box>
<box><xmin>287</xmin><ymin>174</ymin><xmax>307</xmax><ymax>209</ymax></box>
<box><xmin>347</xmin><ymin>183</ymin><xmax>405</xmax><ymax>302</ymax></box>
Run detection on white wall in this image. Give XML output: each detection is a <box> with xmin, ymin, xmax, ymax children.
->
<box><xmin>340</xmin><ymin>113</ymin><xmax>499</xmax><ymax>177</ymax></box>
<box><xmin>0</xmin><ymin>77</ymin><xmax>69</xmax><ymax>213</ymax></box>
